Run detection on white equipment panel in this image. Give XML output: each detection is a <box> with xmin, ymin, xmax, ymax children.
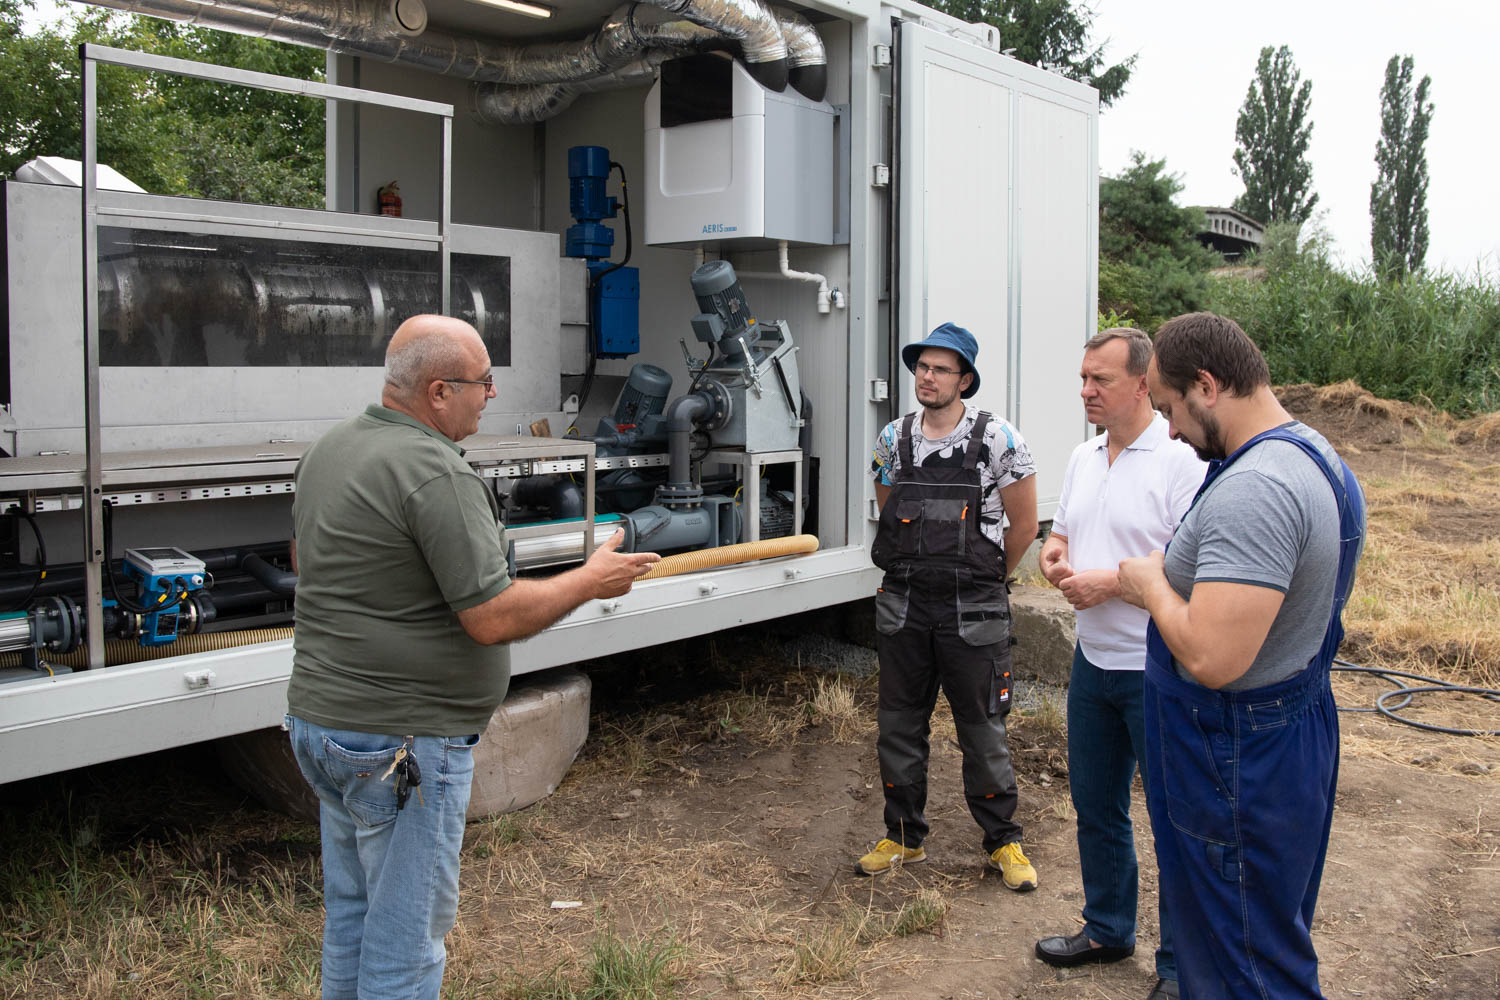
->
<box><xmin>896</xmin><ymin>21</ymin><xmax>1098</xmax><ymax>518</ymax></box>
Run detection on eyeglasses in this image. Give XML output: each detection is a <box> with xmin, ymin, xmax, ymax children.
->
<box><xmin>914</xmin><ymin>362</ymin><xmax>962</xmax><ymax>378</ymax></box>
<box><xmin>443</xmin><ymin>375</ymin><xmax>495</xmax><ymax>390</ymax></box>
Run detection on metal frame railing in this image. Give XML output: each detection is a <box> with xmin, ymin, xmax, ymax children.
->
<box><xmin>78</xmin><ymin>43</ymin><xmax>455</xmax><ymax>667</ymax></box>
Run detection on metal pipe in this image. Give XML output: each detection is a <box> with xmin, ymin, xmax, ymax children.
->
<box><xmin>0</xmin><ymin>615</ymin><xmax>34</xmax><ymax>654</ymax></box>
<box><xmin>240</xmin><ymin>553</ymin><xmax>297</xmax><ymax>596</ymax></box>
<box><xmin>664</xmin><ymin>390</ymin><xmax>714</xmax><ymax>489</ymax></box>
<box><xmin>511</xmin><ymin>518</ymin><xmax>626</xmax><ymax>571</ymax></box>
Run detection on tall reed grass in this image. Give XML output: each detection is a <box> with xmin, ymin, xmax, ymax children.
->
<box><xmin>1201</xmin><ymin>246</ymin><xmax>1500</xmax><ymax>415</ymax></box>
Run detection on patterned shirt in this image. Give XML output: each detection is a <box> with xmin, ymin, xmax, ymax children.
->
<box><xmin>870</xmin><ymin>403</ymin><xmax>1036</xmax><ymax>548</ymax></box>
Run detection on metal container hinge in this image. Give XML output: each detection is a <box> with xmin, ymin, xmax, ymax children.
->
<box><xmin>872</xmin><ymin>44</ymin><xmax>892</xmax><ymax>68</ymax></box>
<box><xmin>871</xmin><ymin>164</ymin><xmax>890</xmax><ymax>188</ymax></box>
<box><xmin>868</xmin><ymin>378</ymin><xmax>888</xmax><ymax>401</ymax></box>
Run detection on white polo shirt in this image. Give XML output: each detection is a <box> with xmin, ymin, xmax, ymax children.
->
<box><xmin>1051</xmin><ymin>413</ymin><xmax>1207</xmax><ymax>670</ymax></box>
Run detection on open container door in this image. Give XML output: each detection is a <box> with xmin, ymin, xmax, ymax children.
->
<box><xmin>893</xmin><ymin>19</ymin><xmax>1098</xmax><ymax>519</ymax></box>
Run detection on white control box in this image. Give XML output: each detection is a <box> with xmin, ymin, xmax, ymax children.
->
<box><xmin>644</xmin><ymin>55</ymin><xmax>836</xmax><ymax>249</ymax></box>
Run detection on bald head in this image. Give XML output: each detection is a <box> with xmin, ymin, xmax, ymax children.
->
<box><xmin>384</xmin><ymin>315</ymin><xmax>485</xmax><ymax>405</ymax></box>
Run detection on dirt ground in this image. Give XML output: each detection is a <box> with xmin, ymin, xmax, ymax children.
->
<box><xmin>442</xmin><ymin>383</ymin><xmax>1500</xmax><ymax>999</ymax></box>
<box><xmin>5</xmin><ymin>383</ymin><xmax>1500</xmax><ymax>999</ymax></box>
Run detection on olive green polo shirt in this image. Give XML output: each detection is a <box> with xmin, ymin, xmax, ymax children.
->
<box><xmin>288</xmin><ymin>405</ymin><xmax>512</xmax><ymax>735</ymax></box>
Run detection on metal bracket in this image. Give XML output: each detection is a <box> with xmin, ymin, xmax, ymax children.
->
<box><xmin>872</xmin><ymin>44</ymin><xmax>892</xmax><ymax>68</ymax></box>
<box><xmin>872</xmin><ymin>164</ymin><xmax>891</xmax><ymax>188</ymax></box>
<box><xmin>868</xmin><ymin>378</ymin><xmax>889</xmax><ymax>402</ymax></box>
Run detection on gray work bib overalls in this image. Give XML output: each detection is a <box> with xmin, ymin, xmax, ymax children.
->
<box><xmin>869</xmin><ymin>411</ymin><xmax>1021</xmax><ymax>852</ymax></box>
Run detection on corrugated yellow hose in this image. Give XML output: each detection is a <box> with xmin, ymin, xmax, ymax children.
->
<box><xmin>639</xmin><ymin>534</ymin><xmax>819</xmax><ymax>580</ymax></box>
<box><xmin>1</xmin><ymin>627</ymin><xmax>293</xmax><ymax>670</ymax></box>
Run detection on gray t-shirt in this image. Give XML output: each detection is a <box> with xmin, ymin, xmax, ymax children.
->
<box><xmin>1163</xmin><ymin>421</ymin><xmax>1363</xmax><ymax>691</ymax></box>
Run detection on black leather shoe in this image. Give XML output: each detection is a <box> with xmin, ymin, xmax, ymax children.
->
<box><xmin>1146</xmin><ymin>979</ymin><xmax>1180</xmax><ymax>1000</ymax></box>
<box><xmin>1034</xmin><ymin>930</ymin><xmax>1134</xmax><ymax>967</ymax></box>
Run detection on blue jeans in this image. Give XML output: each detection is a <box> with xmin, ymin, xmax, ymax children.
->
<box><xmin>1067</xmin><ymin>646</ymin><xmax>1175</xmax><ymax>982</ymax></box>
<box><xmin>286</xmin><ymin>715</ymin><xmax>478</xmax><ymax>1000</ymax></box>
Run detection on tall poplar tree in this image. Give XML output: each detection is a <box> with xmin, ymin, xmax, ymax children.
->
<box><xmin>1231</xmin><ymin>45</ymin><xmax>1317</xmax><ymax>224</ymax></box>
<box><xmin>1370</xmin><ymin>54</ymin><xmax>1433</xmax><ymax>278</ymax></box>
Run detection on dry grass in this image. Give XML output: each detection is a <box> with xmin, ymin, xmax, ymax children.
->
<box><xmin>1342</xmin><ymin>460</ymin><xmax>1500</xmax><ymax>692</ymax></box>
<box><xmin>808</xmin><ymin>675</ymin><xmax>875</xmax><ymax>744</ymax></box>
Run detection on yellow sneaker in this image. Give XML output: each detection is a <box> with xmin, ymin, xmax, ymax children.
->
<box><xmin>989</xmin><ymin>842</ymin><xmax>1037</xmax><ymax>891</ymax></box>
<box><xmin>856</xmin><ymin>838</ymin><xmax>926</xmax><ymax>875</ymax></box>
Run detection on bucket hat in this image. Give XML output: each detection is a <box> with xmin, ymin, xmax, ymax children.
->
<box><xmin>901</xmin><ymin>322</ymin><xmax>980</xmax><ymax>398</ymax></box>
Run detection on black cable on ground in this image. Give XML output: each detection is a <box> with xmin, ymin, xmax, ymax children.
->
<box><xmin>1333</xmin><ymin>659</ymin><xmax>1500</xmax><ymax>737</ymax></box>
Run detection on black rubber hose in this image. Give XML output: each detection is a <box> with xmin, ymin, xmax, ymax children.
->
<box><xmin>3</xmin><ymin>512</ymin><xmax>46</xmax><ymax>613</ymax></box>
<box><xmin>1333</xmin><ymin>660</ymin><xmax>1500</xmax><ymax>737</ymax></box>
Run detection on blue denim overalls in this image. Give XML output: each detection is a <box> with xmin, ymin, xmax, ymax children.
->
<box><xmin>1143</xmin><ymin>427</ymin><xmax>1365</xmax><ymax>999</ymax></box>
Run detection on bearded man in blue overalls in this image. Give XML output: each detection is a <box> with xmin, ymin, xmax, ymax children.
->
<box><xmin>862</xmin><ymin>323</ymin><xmax>1040</xmax><ymax>890</ymax></box>
<box><xmin>1118</xmin><ymin>312</ymin><xmax>1366</xmax><ymax>1000</ymax></box>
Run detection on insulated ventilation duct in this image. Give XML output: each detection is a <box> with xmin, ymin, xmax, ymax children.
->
<box><xmin>471</xmin><ymin>4</ymin><xmax>826</xmax><ymax>124</ymax></box>
<box><xmin>86</xmin><ymin>0</ymin><xmax>825</xmax><ymax>104</ymax></box>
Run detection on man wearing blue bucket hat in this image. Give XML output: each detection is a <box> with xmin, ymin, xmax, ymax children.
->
<box><xmin>863</xmin><ymin>322</ymin><xmax>1040</xmax><ymax>888</ymax></box>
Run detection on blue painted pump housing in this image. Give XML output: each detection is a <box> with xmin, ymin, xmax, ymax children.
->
<box><xmin>566</xmin><ymin>144</ymin><xmax>640</xmax><ymax>358</ymax></box>
<box><xmin>565</xmin><ymin>145</ymin><xmax>618</xmax><ymax>260</ymax></box>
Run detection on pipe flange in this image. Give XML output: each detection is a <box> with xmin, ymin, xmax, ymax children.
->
<box><xmin>37</xmin><ymin>594</ymin><xmax>82</xmax><ymax>654</ymax></box>
<box><xmin>698</xmin><ymin>377</ymin><xmax>733</xmax><ymax>432</ymax></box>
<box><xmin>655</xmin><ymin>484</ymin><xmax>704</xmax><ymax>509</ymax></box>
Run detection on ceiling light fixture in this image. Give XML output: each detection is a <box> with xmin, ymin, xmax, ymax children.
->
<box><xmin>466</xmin><ymin>0</ymin><xmax>553</xmax><ymax>19</ymax></box>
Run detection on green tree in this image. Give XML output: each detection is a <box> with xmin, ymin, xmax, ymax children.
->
<box><xmin>1097</xmin><ymin>152</ymin><xmax>1219</xmax><ymax>330</ymax></box>
<box><xmin>0</xmin><ymin>3</ymin><xmax>324</xmax><ymax>207</ymax></box>
<box><xmin>1232</xmin><ymin>45</ymin><xmax>1317</xmax><ymax>224</ymax></box>
<box><xmin>1370</xmin><ymin>54</ymin><xmax>1433</xmax><ymax>278</ymax></box>
<box><xmin>924</xmin><ymin>0</ymin><xmax>1135</xmax><ymax>106</ymax></box>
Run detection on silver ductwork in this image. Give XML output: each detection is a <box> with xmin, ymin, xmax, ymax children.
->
<box><xmin>476</xmin><ymin>4</ymin><xmax>720</xmax><ymax>88</ymax></box>
<box><xmin>473</xmin><ymin>4</ymin><xmax>826</xmax><ymax>124</ymax></box>
<box><xmin>83</xmin><ymin>0</ymin><xmax>804</xmax><ymax>86</ymax></box>
<box><xmin>474</xmin><ymin>52</ymin><xmax>677</xmax><ymax>127</ymax></box>
<box><xmin>88</xmin><ymin>0</ymin><xmax>826</xmax><ymax>123</ymax></box>
<box><xmin>776</xmin><ymin>8</ymin><xmax>826</xmax><ymax>102</ymax></box>
<box><xmin>650</xmin><ymin>0</ymin><xmax>786</xmax><ymax>91</ymax></box>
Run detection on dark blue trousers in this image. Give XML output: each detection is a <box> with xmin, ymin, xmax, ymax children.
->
<box><xmin>1068</xmin><ymin>646</ymin><xmax>1175</xmax><ymax>981</ymax></box>
<box><xmin>1144</xmin><ymin>652</ymin><xmax>1339</xmax><ymax>999</ymax></box>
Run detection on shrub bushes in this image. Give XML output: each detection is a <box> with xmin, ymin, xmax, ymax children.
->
<box><xmin>1200</xmin><ymin>234</ymin><xmax>1500</xmax><ymax>415</ymax></box>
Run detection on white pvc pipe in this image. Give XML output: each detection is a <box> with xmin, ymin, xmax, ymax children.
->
<box><xmin>733</xmin><ymin>241</ymin><xmax>845</xmax><ymax>314</ymax></box>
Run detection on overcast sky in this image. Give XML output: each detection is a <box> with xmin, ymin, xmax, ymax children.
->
<box><xmin>1091</xmin><ymin>0</ymin><xmax>1499</xmax><ymax>278</ymax></box>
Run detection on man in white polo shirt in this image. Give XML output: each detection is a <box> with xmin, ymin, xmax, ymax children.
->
<box><xmin>1032</xmin><ymin>329</ymin><xmax>1206</xmax><ymax>1000</ymax></box>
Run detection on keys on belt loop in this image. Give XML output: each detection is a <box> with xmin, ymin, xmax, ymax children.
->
<box><xmin>380</xmin><ymin>736</ymin><xmax>424</xmax><ymax>810</ymax></box>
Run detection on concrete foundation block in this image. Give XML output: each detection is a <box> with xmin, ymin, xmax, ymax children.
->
<box><xmin>217</xmin><ymin>666</ymin><xmax>591</xmax><ymax>823</ymax></box>
<box><xmin>468</xmin><ymin>667</ymin><xmax>590</xmax><ymax>819</ymax></box>
<box><xmin>1008</xmin><ymin>585</ymin><xmax>1076</xmax><ymax>686</ymax></box>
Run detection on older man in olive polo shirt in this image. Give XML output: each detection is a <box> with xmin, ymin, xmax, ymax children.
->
<box><xmin>286</xmin><ymin>314</ymin><xmax>658</xmax><ymax>1000</ymax></box>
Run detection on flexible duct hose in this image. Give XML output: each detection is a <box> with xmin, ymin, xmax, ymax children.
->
<box><xmin>0</xmin><ymin>627</ymin><xmax>293</xmax><ymax>670</ymax></box>
<box><xmin>639</xmin><ymin>533</ymin><xmax>817</xmax><ymax>580</ymax></box>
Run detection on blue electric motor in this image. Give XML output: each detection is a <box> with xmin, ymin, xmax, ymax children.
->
<box><xmin>565</xmin><ymin>145</ymin><xmax>640</xmax><ymax>359</ymax></box>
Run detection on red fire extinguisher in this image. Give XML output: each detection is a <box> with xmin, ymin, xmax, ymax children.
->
<box><xmin>378</xmin><ymin>181</ymin><xmax>402</xmax><ymax>217</ymax></box>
